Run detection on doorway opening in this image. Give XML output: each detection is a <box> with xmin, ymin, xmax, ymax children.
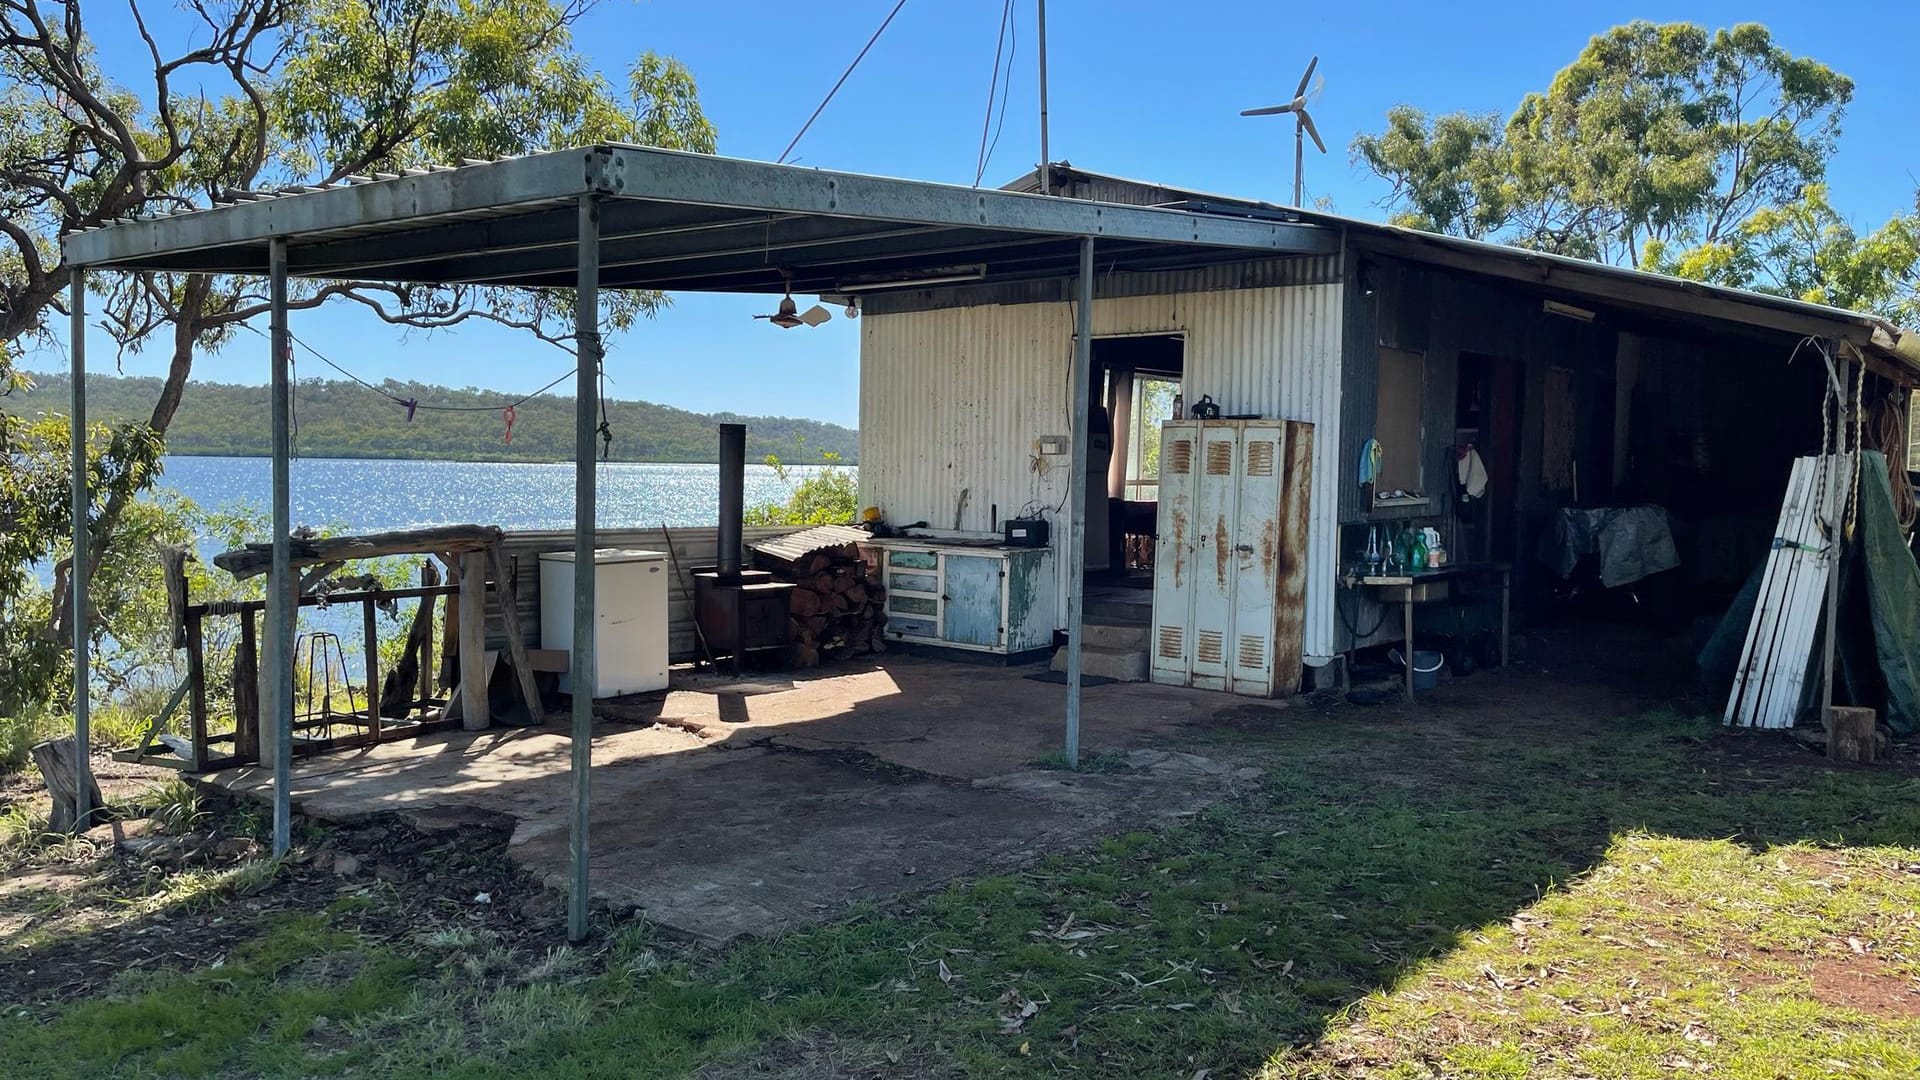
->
<box><xmin>1086</xmin><ymin>333</ymin><xmax>1185</xmax><ymax>594</ymax></box>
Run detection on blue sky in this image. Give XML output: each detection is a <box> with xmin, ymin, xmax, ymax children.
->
<box><xmin>32</xmin><ymin>0</ymin><xmax>1920</xmax><ymax>428</ymax></box>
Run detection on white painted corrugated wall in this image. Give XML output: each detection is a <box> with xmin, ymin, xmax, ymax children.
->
<box><xmin>859</xmin><ymin>284</ymin><xmax>1345</xmax><ymax>658</ymax></box>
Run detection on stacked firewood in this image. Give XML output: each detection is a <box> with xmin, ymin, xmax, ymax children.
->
<box><xmin>757</xmin><ymin>543</ymin><xmax>889</xmax><ymax>667</ymax></box>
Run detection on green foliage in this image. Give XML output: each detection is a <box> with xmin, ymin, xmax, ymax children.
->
<box><xmin>1352</xmin><ymin>107</ymin><xmax>1512</xmax><ymax>240</ymax></box>
<box><xmin>1650</xmin><ymin>184</ymin><xmax>1920</xmax><ymax>323</ymax></box>
<box><xmin>0</xmin><ymin>475</ymin><xmax>263</xmax><ymax>759</ymax></box>
<box><xmin>744</xmin><ymin>451</ymin><xmax>860</xmax><ymax>527</ymax></box>
<box><xmin>17</xmin><ymin>372</ymin><xmax>858</xmax><ymax>464</ymax></box>
<box><xmin>1352</xmin><ymin>20</ymin><xmax>1920</xmax><ymax>318</ymax></box>
<box><xmin>0</xmin><ymin>408</ymin><xmax>164</xmax><ymax>717</ymax></box>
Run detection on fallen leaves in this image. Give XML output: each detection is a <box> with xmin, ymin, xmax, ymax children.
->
<box><xmin>997</xmin><ymin>990</ymin><xmax>1043</xmax><ymax>1034</ymax></box>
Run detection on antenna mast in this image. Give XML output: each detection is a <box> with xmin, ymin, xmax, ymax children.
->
<box><xmin>1037</xmin><ymin>0</ymin><xmax>1051</xmax><ymax>194</ymax></box>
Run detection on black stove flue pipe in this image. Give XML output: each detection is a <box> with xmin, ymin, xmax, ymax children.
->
<box><xmin>717</xmin><ymin>422</ymin><xmax>746</xmax><ymax>580</ymax></box>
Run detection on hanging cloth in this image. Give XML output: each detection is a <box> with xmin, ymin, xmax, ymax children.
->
<box><xmin>1456</xmin><ymin>444</ymin><xmax>1489</xmax><ymax>501</ymax></box>
<box><xmin>1358</xmin><ymin>438</ymin><xmax>1383</xmax><ymax>487</ymax></box>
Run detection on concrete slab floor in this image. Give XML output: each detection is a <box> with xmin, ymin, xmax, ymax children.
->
<box><xmin>205</xmin><ymin>656</ymin><xmax>1268</xmax><ymax>942</ymax></box>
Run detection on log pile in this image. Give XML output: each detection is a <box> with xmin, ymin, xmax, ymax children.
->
<box><xmin>756</xmin><ymin>542</ymin><xmax>889</xmax><ymax>668</ymax></box>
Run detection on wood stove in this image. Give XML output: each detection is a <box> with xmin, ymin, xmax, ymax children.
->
<box><xmin>694</xmin><ymin>423</ymin><xmax>793</xmax><ymax>674</ymax></box>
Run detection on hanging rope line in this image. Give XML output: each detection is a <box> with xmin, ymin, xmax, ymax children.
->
<box><xmin>973</xmin><ymin>0</ymin><xmax>1015</xmax><ymax>187</ymax></box>
<box><xmin>777</xmin><ymin>0</ymin><xmax>910</xmax><ymax>164</ymax></box>
<box><xmin>280</xmin><ymin>328</ymin><xmax>577</xmax><ymax>413</ymax></box>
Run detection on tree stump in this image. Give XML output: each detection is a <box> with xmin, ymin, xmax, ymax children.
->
<box><xmin>31</xmin><ymin>737</ymin><xmax>104</xmax><ymax>832</ymax></box>
<box><xmin>1826</xmin><ymin>706</ymin><xmax>1882</xmax><ymax>764</ymax></box>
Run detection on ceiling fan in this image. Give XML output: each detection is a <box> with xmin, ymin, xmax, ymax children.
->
<box><xmin>755</xmin><ymin>273</ymin><xmax>832</xmax><ymax>329</ymax></box>
<box><xmin>1240</xmin><ymin>55</ymin><xmax>1327</xmax><ymax>208</ymax></box>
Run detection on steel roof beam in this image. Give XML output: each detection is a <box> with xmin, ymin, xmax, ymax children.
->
<box><xmin>290</xmin><ymin>200</ymin><xmax>784</xmax><ymax>277</ymax></box>
<box><xmin>602</xmin><ymin>145</ymin><xmax>1335</xmax><ymax>254</ymax></box>
<box><xmin>64</xmin><ymin>145</ymin><xmax>1336</xmax><ymax>272</ymax></box>
<box><xmin>64</xmin><ymin>150</ymin><xmax>607</xmax><ymax>268</ymax></box>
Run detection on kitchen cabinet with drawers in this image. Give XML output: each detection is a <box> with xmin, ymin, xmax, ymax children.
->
<box><xmin>863</xmin><ymin>538</ymin><xmax>1057</xmax><ymax>659</ymax></box>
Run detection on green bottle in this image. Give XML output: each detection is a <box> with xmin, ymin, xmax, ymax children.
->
<box><xmin>1411</xmin><ymin>529</ymin><xmax>1429</xmax><ymax>571</ymax></box>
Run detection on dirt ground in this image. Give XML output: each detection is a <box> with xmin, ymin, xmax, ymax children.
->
<box><xmin>0</xmin><ymin>794</ymin><xmax>559</xmax><ymax>1005</ymax></box>
<box><xmin>6</xmin><ymin>621</ymin><xmax>1916</xmax><ymax>1015</ymax></box>
<box><xmin>198</xmin><ymin>656</ymin><xmax>1272</xmax><ymax>941</ymax></box>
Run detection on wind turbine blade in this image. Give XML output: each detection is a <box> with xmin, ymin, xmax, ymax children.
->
<box><xmin>1295</xmin><ymin>55</ymin><xmax>1319</xmax><ymax>99</ymax></box>
<box><xmin>1240</xmin><ymin>104</ymin><xmax>1297</xmax><ymax>116</ymax></box>
<box><xmin>1300</xmin><ymin>110</ymin><xmax>1327</xmax><ymax>155</ymax></box>
<box><xmin>1307</xmin><ymin>73</ymin><xmax>1325</xmax><ymax>105</ymax></box>
<box><xmin>799</xmin><ymin>304</ymin><xmax>833</xmax><ymax>327</ymax></box>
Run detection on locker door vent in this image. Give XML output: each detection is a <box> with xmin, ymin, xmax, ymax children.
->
<box><xmin>1196</xmin><ymin>630</ymin><xmax>1225</xmax><ymax>664</ymax></box>
<box><xmin>1205</xmin><ymin>442</ymin><xmax>1233</xmax><ymax>476</ymax></box>
<box><xmin>1237</xmin><ymin>634</ymin><xmax>1268</xmax><ymax>669</ymax></box>
<box><xmin>1245</xmin><ymin>440</ymin><xmax>1275</xmax><ymax>477</ymax></box>
<box><xmin>1156</xmin><ymin>625</ymin><xmax>1185</xmax><ymax>660</ymax></box>
<box><xmin>1167</xmin><ymin>439</ymin><xmax>1193</xmax><ymax>474</ymax></box>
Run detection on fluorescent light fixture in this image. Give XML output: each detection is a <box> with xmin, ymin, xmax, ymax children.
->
<box><xmin>835</xmin><ymin>264</ymin><xmax>987</xmax><ymax>293</ymax></box>
<box><xmin>1543</xmin><ymin>299</ymin><xmax>1596</xmax><ymax>323</ymax></box>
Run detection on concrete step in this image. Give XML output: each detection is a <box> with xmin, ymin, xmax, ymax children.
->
<box><xmin>1081</xmin><ymin>619</ymin><xmax>1150</xmax><ymax>652</ymax></box>
<box><xmin>1050</xmin><ymin>642</ymin><xmax>1149</xmax><ymax>682</ymax></box>
<box><xmin>1085</xmin><ymin>596</ymin><xmax>1154</xmax><ymax>623</ymax></box>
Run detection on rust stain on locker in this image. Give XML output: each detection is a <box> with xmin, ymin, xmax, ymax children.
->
<box><xmin>1171</xmin><ymin>508</ymin><xmax>1187</xmax><ymax>587</ymax></box>
<box><xmin>1214</xmin><ymin>515</ymin><xmax>1229</xmax><ymax>589</ymax></box>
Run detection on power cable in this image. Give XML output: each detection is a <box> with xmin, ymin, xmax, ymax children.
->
<box><xmin>777</xmin><ymin>0</ymin><xmax>911</xmax><ymax>165</ymax></box>
<box><xmin>972</xmin><ymin>0</ymin><xmax>1014</xmax><ymax>187</ymax></box>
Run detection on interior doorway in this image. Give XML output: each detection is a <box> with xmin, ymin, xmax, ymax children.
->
<box><xmin>1088</xmin><ymin>334</ymin><xmax>1185</xmax><ymax>585</ymax></box>
<box><xmin>1455</xmin><ymin>352</ymin><xmax>1524</xmax><ymax>563</ymax></box>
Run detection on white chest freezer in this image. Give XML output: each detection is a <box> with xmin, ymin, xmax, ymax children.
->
<box><xmin>539</xmin><ymin>548</ymin><xmax>670</xmax><ymax>697</ymax></box>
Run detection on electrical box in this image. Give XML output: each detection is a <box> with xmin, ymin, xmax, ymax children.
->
<box><xmin>1150</xmin><ymin>419</ymin><xmax>1316</xmax><ymax>697</ymax></box>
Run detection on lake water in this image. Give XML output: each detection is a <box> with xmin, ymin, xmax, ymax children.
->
<box><xmin>156</xmin><ymin>455</ymin><xmax>849</xmax><ymax>534</ymax></box>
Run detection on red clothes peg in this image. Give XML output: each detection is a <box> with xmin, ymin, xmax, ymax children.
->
<box><xmin>502</xmin><ymin>405</ymin><xmax>517</xmax><ymax>443</ymax></box>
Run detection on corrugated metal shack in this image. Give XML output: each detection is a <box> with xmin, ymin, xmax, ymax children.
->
<box><xmin>849</xmin><ymin>164</ymin><xmax>1920</xmax><ymax>679</ymax></box>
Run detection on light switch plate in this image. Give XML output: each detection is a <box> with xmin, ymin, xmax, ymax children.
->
<box><xmin>1037</xmin><ymin>435</ymin><xmax>1068</xmax><ymax>455</ymax></box>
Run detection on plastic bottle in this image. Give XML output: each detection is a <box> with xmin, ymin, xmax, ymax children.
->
<box><xmin>1411</xmin><ymin>529</ymin><xmax>1429</xmax><ymax>571</ymax></box>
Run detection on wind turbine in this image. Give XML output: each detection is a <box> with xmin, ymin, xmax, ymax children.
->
<box><xmin>1241</xmin><ymin>56</ymin><xmax>1326</xmax><ymax>207</ymax></box>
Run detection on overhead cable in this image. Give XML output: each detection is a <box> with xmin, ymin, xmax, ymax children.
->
<box><xmin>778</xmin><ymin>0</ymin><xmax>911</xmax><ymax>165</ymax></box>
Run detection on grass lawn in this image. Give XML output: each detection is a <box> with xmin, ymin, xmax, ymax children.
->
<box><xmin>3</xmin><ymin>700</ymin><xmax>1919</xmax><ymax>1077</ymax></box>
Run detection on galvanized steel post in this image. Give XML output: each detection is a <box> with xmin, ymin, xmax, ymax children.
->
<box><xmin>568</xmin><ymin>194</ymin><xmax>602</xmax><ymax>943</ymax></box>
<box><xmin>268</xmin><ymin>237</ymin><xmax>293</xmax><ymax>857</ymax></box>
<box><xmin>68</xmin><ymin>267</ymin><xmax>91</xmax><ymax>829</ymax></box>
<box><xmin>1064</xmin><ymin>235</ymin><xmax>1094</xmax><ymax>767</ymax></box>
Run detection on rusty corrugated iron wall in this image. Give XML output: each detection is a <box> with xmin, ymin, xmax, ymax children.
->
<box><xmin>859</xmin><ymin>281</ymin><xmax>1345</xmax><ymax>659</ymax></box>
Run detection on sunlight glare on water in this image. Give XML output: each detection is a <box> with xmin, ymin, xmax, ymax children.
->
<box><xmin>158</xmin><ymin>455</ymin><xmax>850</xmax><ymax>533</ymax></box>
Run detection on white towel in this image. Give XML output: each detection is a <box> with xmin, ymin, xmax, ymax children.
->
<box><xmin>1457</xmin><ymin>446</ymin><xmax>1489</xmax><ymax>501</ymax></box>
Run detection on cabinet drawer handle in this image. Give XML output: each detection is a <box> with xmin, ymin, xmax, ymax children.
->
<box><xmin>1234</xmin><ymin>544</ymin><xmax>1254</xmax><ymax>555</ymax></box>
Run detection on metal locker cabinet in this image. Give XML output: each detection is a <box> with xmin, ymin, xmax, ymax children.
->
<box><xmin>1151</xmin><ymin>418</ymin><xmax>1316</xmax><ymax>698</ymax></box>
<box><xmin>1187</xmin><ymin>423</ymin><xmax>1241</xmax><ymax>690</ymax></box>
<box><xmin>1151</xmin><ymin>423</ymin><xmax>1199</xmax><ymax>684</ymax></box>
<box><xmin>1228</xmin><ymin>424</ymin><xmax>1283</xmax><ymax>696</ymax></box>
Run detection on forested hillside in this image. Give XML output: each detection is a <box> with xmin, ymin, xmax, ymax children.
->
<box><xmin>20</xmin><ymin>374</ymin><xmax>858</xmax><ymax>464</ymax></box>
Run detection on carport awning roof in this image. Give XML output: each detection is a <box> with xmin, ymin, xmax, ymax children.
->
<box><xmin>62</xmin><ymin>145</ymin><xmax>1337</xmax><ymax>293</ymax></box>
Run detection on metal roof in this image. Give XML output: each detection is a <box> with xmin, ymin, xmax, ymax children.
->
<box><xmin>1004</xmin><ymin>164</ymin><xmax>1919</xmax><ymax>369</ymax></box>
<box><xmin>61</xmin><ymin>145</ymin><xmax>1336</xmax><ymax>293</ymax></box>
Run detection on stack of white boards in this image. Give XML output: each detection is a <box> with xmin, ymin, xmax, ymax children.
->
<box><xmin>1724</xmin><ymin>454</ymin><xmax>1853</xmax><ymax>728</ymax></box>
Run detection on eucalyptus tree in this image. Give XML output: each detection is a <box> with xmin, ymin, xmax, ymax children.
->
<box><xmin>0</xmin><ymin>0</ymin><xmax>713</xmax><ymax>714</ymax></box>
<box><xmin>1351</xmin><ymin>20</ymin><xmax>1915</xmax><ymax>319</ymax></box>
